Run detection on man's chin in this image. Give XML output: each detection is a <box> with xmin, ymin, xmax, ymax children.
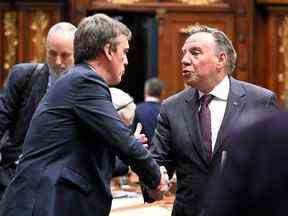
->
<box><xmin>54</xmin><ymin>69</ymin><xmax>65</xmax><ymax>77</ymax></box>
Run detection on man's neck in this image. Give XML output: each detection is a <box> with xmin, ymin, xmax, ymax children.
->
<box><xmin>86</xmin><ymin>59</ymin><xmax>109</xmax><ymax>83</ymax></box>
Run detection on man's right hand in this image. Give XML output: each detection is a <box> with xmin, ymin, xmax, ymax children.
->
<box><xmin>147</xmin><ymin>166</ymin><xmax>169</xmax><ymax>201</ymax></box>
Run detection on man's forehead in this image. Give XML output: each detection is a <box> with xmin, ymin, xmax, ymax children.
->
<box><xmin>186</xmin><ymin>32</ymin><xmax>214</xmax><ymax>44</ymax></box>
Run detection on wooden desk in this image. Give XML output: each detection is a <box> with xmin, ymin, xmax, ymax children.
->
<box><xmin>110</xmin><ymin>191</ymin><xmax>174</xmax><ymax>216</ymax></box>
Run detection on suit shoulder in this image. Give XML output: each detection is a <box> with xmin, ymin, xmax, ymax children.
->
<box><xmin>64</xmin><ymin>64</ymin><xmax>110</xmax><ymax>96</ymax></box>
<box><xmin>5</xmin><ymin>63</ymin><xmax>46</xmax><ymax>89</ymax></box>
<box><xmin>8</xmin><ymin>63</ymin><xmax>38</xmax><ymax>79</ymax></box>
<box><xmin>163</xmin><ymin>88</ymin><xmax>192</xmax><ymax>106</ymax></box>
<box><xmin>137</xmin><ymin>101</ymin><xmax>160</xmax><ymax>109</ymax></box>
<box><xmin>236</xmin><ymin>79</ymin><xmax>275</xmax><ymax>97</ymax></box>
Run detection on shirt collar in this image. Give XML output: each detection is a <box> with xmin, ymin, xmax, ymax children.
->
<box><xmin>145</xmin><ymin>96</ymin><xmax>160</xmax><ymax>102</ymax></box>
<box><xmin>48</xmin><ymin>66</ymin><xmax>58</xmax><ymax>89</ymax></box>
<box><xmin>198</xmin><ymin>75</ymin><xmax>229</xmax><ymax>101</ymax></box>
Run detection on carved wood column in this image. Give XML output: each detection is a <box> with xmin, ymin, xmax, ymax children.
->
<box><xmin>226</xmin><ymin>0</ymin><xmax>255</xmax><ymax>82</ymax></box>
<box><xmin>255</xmin><ymin>0</ymin><xmax>288</xmax><ymax>106</ymax></box>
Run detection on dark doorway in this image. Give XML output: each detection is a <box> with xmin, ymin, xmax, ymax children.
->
<box><xmin>87</xmin><ymin>11</ymin><xmax>158</xmax><ymax>103</ymax></box>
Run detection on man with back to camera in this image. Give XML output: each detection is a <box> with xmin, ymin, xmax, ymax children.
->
<box><xmin>0</xmin><ymin>14</ymin><xmax>168</xmax><ymax>216</ymax></box>
<box><xmin>133</xmin><ymin>77</ymin><xmax>164</xmax><ymax>146</ymax></box>
<box><xmin>0</xmin><ymin>22</ymin><xmax>76</xmax><ymax>198</ymax></box>
<box><xmin>132</xmin><ymin>77</ymin><xmax>164</xmax><ymax>203</ymax></box>
<box><xmin>149</xmin><ymin>24</ymin><xmax>279</xmax><ymax>216</ymax></box>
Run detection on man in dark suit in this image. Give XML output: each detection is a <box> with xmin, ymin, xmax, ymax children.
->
<box><xmin>133</xmin><ymin>77</ymin><xmax>164</xmax><ymax>203</ymax></box>
<box><xmin>0</xmin><ymin>22</ymin><xmax>76</xmax><ymax>198</ymax></box>
<box><xmin>0</xmin><ymin>14</ymin><xmax>168</xmax><ymax>216</ymax></box>
<box><xmin>150</xmin><ymin>24</ymin><xmax>279</xmax><ymax>216</ymax></box>
<box><xmin>133</xmin><ymin>78</ymin><xmax>164</xmax><ymax>146</ymax></box>
<box><xmin>207</xmin><ymin>111</ymin><xmax>288</xmax><ymax>216</ymax></box>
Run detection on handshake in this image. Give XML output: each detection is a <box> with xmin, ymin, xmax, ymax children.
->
<box><xmin>147</xmin><ymin>166</ymin><xmax>171</xmax><ymax>201</ymax></box>
<box><xmin>134</xmin><ymin>125</ymin><xmax>174</xmax><ymax>200</ymax></box>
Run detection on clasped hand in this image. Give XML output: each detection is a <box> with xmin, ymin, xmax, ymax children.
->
<box><xmin>148</xmin><ymin>166</ymin><xmax>170</xmax><ymax>201</ymax></box>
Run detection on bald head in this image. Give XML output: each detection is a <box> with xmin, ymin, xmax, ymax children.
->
<box><xmin>46</xmin><ymin>22</ymin><xmax>77</xmax><ymax>77</ymax></box>
<box><xmin>46</xmin><ymin>22</ymin><xmax>77</xmax><ymax>43</ymax></box>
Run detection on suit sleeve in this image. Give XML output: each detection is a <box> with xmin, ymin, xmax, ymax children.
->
<box><xmin>73</xmin><ymin>79</ymin><xmax>160</xmax><ymax>189</ymax></box>
<box><xmin>0</xmin><ymin>64</ymin><xmax>31</xmax><ymax>139</ymax></box>
<box><xmin>150</xmin><ymin>102</ymin><xmax>176</xmax><ymax>177</ymax></box>
<box><xmin>112</xmin><ymin>157</ymin><xmax>129</xmax><ymax>177</ymax></box>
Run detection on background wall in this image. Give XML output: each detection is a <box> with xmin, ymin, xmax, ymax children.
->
<box><xmin>1</xmin><ymin>0</ymin><xmax>288</xmax><ymax>105</ymax></box>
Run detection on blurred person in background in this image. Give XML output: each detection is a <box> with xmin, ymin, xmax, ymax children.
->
<box><xmin>110</xmin><ymin>87</ymin><xmax>137</xmax><ymax>178</ymax></box>
<box><xmin>133</xmin><ymin>78</ymin><xmax>164</xmax><ymax>146</ymax></box>
<box><xmin>132</xmin><ymin>77</ymin><xmax>165</xmax><ymax>203</ymax></box>
<box><xmin>0</xmin><ymin>22</ymin><xmax>76</xmax><ymax>199</ymax></box>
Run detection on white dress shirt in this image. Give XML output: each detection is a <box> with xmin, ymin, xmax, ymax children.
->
<box><xmin>198</xmin><ymin>75</ymin><xmax>230</xmax><ymax>151</ymax></box>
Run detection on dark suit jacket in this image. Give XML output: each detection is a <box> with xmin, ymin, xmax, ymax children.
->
<box><xmin>0</xmin><ymin>63</ymin><xmax>48</xmax><ymax>189</ymax></box>
<box><xmin>133</xmin><ymin>101</ymin><xmax>161</xmax><ymax>145</ymax></box>
<box><xmin>0</xmin><ymin>64</ymin><xmax>160</xmax><ymax>216</ymax></box>
<box><xmin>0</xmin><ymin>63</ymin><xmax>48</xmax><ymax>164</ymax></box>
<box><xmin>150</xmin><ymin>76</ymin><xmax>279</xmax><ymax>216</ymax></box>
<box><xmin>207</xmin><ymin>112</ymin><xmax>288</xmax><ymax>216</ymax></box>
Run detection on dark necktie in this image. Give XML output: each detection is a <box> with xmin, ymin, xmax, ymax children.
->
<box><xmin>199</xmin><ymin>94</ymin><xmax>214</xmax><ymax>160</ymax></box>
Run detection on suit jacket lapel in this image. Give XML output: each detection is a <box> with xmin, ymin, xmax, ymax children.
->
<box><xmin>213</xmin><ymin>77</ymin><xmax>246</xmax><ymax>157</ymax></box>
<box><xmin>183</xmin><ymin>88</ymin><xmax>209</xmax><ymax>167</ymax></box>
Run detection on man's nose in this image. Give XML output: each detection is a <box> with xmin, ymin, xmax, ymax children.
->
<box><xmin>123</xmin><ymin>55</ymin><xmax>128</xmax><ymax>65</ymax></box>
<box><xmin>181</xmin><ymin>54</ymin><xmax>191</xmax><ymax>65</ymax></box>
<box><xmin>55</xmin><ymin>56</ymin><xmax>62</xmax><ymax>66</ymax></box>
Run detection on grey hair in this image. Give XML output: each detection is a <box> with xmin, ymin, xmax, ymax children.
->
<box><xmin>46</xmin><ymin>22</ymin><xmax>77</xmax><ymax>42</ymax></box>
<box><xmin>188</xmin><ymin>24</ymin><xmax>237</xmax><ymax>73</ymax></box>
<box><xmin>74</xmin><ymin>13</ymin><xmax>132</xmax><ymax>64</ymax></box>
<box><xmin>110</xmin><ymin>87</ymin><xmax>136</xmax><ymax>125</ymax></box>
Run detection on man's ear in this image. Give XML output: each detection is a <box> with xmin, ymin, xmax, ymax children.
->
<box><xmin>216</xmin><ymin>52</ymin><xmax>227</xmax><ymax>69</ymax></box>
<box><xmin>104</xmin><ymin>43</ymin><xmax>112</xmax><ymax>61</ymax></box>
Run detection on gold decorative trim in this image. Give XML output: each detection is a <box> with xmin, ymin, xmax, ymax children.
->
<box><xmin>107</xmin><ymin>0</ymin><xmax>139</xmax><ymax>4</ymax></box>
<box><xmin>279</xmin><ymin>17</ymin><xmax>288</xmax><ymax>104</ymax></box>
<box><xmin>179</xmin><ymin>0</ymin><xmax>221</xmax><ymax>5</ymax></box>
<box><xmin>30</xmin><ymin>11</ymin><xmax>49</xmax><ymax>63</ymax></box>
<box><xmin>4</xmin><ymin>11</ymin><xmax>18</xmax><ymax>70</ymax></box>
<box><xmin>180</xmin><ymin>25</ymin><xmax>195</xmax><ymax>34</ymax></box>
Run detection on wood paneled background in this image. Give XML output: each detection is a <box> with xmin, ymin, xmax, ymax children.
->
<box><xmin>1</xmin><ymin>0</ymin><xmax>288</xmax><ymax>105</ymax></box>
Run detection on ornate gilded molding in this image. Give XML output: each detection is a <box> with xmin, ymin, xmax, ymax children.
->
<box><xmin>279</xmin><ymin>17</ymin><xmax>288</xmax><ymax>104</ymax></box>
<box><xmin>4</xmin><ymin>11</ymin><xmax>18</xmax><ymax>70</ymax></box>
<box><xmin>179</xmin><ymin>0</ymin><xmax>221</xmax><ymax>5</ymax></box>
<box><xmin>180</xmin><ymin>25</ymin><xmax>195</xmax><ymax>34</ymax></box>
<box><xmin>107</xmin><ymin>0</ymin><xmax>140</xmax><ymax>4</ymax></box>
<box><xmin>30</xmin><ymin>11</ymin><xmax>49</xmax><ymax>63</ymax></box>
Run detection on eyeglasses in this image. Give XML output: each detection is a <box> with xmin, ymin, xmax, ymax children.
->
<box><xmin>116</xmin><ymin>100</ymin><xmax>134</xmax><ymax>111</ymax></box>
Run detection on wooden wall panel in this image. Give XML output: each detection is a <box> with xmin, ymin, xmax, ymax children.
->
<box><xmin>2</xmin><ymin>11</ymin><xmax>18</xmax><ymax>85</ymax></box>
<box><xmin>83</xmin><ymin>1</ymin><xmax>236</xmax><ymax>99</ymax></box>
<box><xmin>255</xmin><ymin>3</ymin><xmax>288</xmax><ymax>106</ymax></box>
<box><xmin>3</xmin><ymin>0</ymin><xmax>287</xmax><ymax>103</ymax></box>
<box><xmin>158</xmin><ymin>12</ymin><xmax>235</xmax><ymax>98</ymax></box>
<box><xmin>227</xmin><ymin>0</ymin><xmax>255</xmax><ymax>82</ymax></box>
<box><xmin>0</xmin><ymin>0</ymin><xmax>68</xmax><ymax>86</ymax></box>
<box><xmin>0</xmin><ymin>11</ymin><xmax>5</xmax><ymax>85</ymax></box>
<box><xmin>278</xmin><ymin>16</ymin><xmax>288</xmax><ymax>104</ymax></box>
